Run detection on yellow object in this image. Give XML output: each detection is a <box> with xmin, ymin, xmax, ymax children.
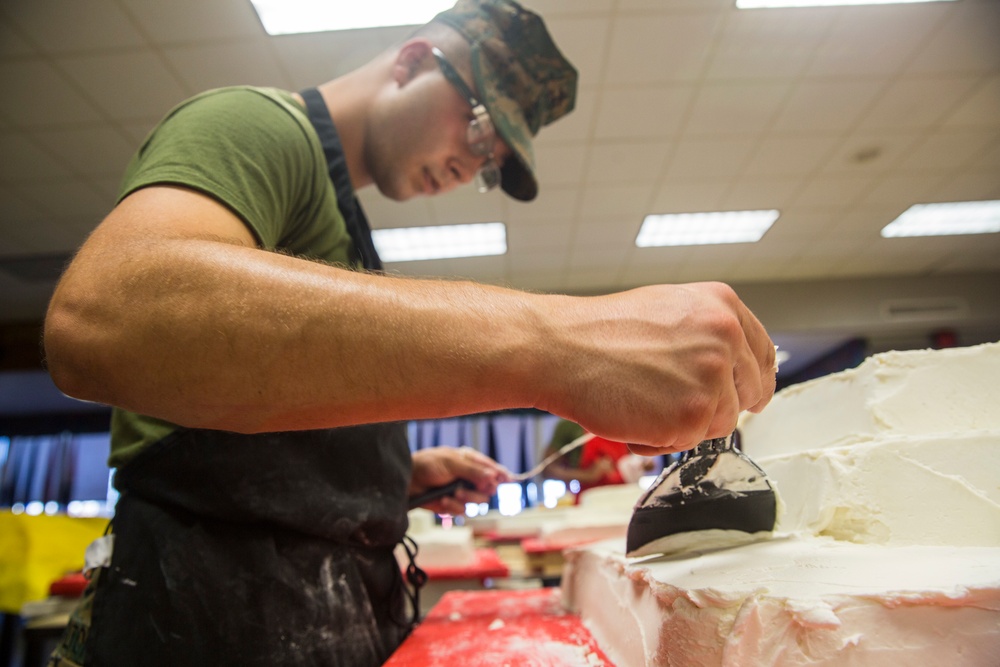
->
<box><xmin>0</xmin><ymin>511</ymin><xmax>108</xmax><ymax>613</ymax></box>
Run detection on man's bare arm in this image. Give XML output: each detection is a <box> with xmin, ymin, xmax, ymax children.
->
<box><xmin>44</xmin><ymin>185</ymin><xmax>775</xmax><ymax>450</ymax></box>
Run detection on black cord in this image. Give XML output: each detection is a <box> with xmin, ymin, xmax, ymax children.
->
<box><xmin>392</xmin><ymin>534</ymin><xmax>428</xmax><ymax>631</ymax></box>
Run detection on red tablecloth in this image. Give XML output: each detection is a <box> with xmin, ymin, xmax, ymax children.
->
<box><xmin>384</xmin><ymin>588</ymin><xmax>616</xmax><ymax>666</ymax></box>
<box><xmin>419</xmin><ymin>548</ymin><xmax>509</xmax><ymax>581</ymax></box>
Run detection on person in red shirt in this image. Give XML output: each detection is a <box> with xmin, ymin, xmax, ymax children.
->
<box><xmin>577</xmin><ymin>435</ymin><xmax>634</xmax><ymax>492</ymax></box>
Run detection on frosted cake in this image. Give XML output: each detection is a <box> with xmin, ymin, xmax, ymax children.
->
<box><xmin>562</xmin><ymin>342</ymin><xmax>1000</xmax><ymax>666</ymax></box>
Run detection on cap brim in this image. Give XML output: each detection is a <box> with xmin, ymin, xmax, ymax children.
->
<box><xmin>471</xmin><ymin>51</ymin><xmax>538</xmax><ymax>202</ymax></box>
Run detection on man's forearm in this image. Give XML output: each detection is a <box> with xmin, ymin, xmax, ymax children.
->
<box><xmin>45</xmin><ymin>236</ymin><xmax>552</xmax><ymax>433</ymax></box>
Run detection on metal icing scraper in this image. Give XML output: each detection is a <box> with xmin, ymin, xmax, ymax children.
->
<box><xmin>626</xmin><ymin>432</ymin><xmax>777</xmax><ymax>558</ymax></box>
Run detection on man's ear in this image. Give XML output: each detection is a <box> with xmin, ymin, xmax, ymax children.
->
<box><xmin>392</xmin><ymin>39</ymin><xmax>434</xmax><ymax>86</ymax></box>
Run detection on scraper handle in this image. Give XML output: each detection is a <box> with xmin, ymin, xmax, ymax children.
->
<box><xmin>408</xmin><ymin>479</ymin><xmax>477</xmax><ymax>510</ymax></box>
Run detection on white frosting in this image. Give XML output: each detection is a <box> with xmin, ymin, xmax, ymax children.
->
<box><xmin>563</xmin><ymin>342</ymin><xmax>1000</xmax><ymax>665</ymax></box>
<box><xmin>763</xmin><ymin>431</ymin><xmax>1000</xmax><ymax>546</ymax></box>
<box><xmin>739</xmin><ymin>341</ymin><xmax>1000</xmax><ymax>458</ymax></box>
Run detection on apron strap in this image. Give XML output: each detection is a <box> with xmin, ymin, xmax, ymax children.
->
<box><xmin>299</xmin><ymin>87</ymin><xmax>383</xmax><ymax>271</ymax></box>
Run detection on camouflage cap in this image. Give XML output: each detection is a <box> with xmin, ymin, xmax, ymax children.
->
<box><xmin>431</xmin><ymin>0</ymin><xmax>577</xmax><ymax>201</ymax></box>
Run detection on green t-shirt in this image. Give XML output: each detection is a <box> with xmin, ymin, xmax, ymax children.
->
<box><xmin>109</xmin><ymin>86</ymin><xmax>357</xmax><ymax>468</ymax></box>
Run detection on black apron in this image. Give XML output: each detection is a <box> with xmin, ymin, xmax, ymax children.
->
<box><xmin>87</xmin><ymin>425</ymin><xmax>413</xmax><ymax>666</ymax></box>
<box><xmin>81</xmin><ymin>91</ymin><xmax>417</xmax><ymax>666</ymax></box>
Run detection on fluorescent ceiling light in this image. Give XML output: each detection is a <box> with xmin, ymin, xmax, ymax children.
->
<box><xmin>372</xmin><ymin>222</ymin><xmax>507</xmax><ymax>262</ymax></box>
<box><xmin>737</xmin><ymin>0</ymin><xmax>955</xmax><ymax>7</ymax></box>
<box><xmin>250</xmin><ymin>0</ymin><xmax>453</xmax><ymax>35</ymax></box>
<box><xmin>880</xmin><ymin>201</ymin><xmax>1000</xmax><ymax>238</ymax></box>
<box><xmin>636</xmin><ymin>210</ymin><xmax>779</xmax><ymax>247</ymax></box>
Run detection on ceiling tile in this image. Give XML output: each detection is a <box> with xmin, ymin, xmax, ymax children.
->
<box><xmin>618</xmin><ymin>0</ymin><xmax>730</xmax><ymax>10</ymax></box>
<box><xmin>806</xmin><ymin>3</ymin><xmax>947</xmax><ymax>78</ymax></box>
<box><xmin>821</xmin><ymin>205</ymin><xmax>899</xmax><ymax>238</ymax></box>
<box><xmin>5</xmin><ymin>0</ymin><xmax>144</xmax><ymax>54</ymax></box>
<box><xmin>791</xmin><ymin>174</ymin><xmax>872</xmax><ymax>209</ymax></box>
<box><xmin>568</xmin><ymin>241</ymin><xmax>628</xmax><ymax>271</ymax></box>
<box><xmin>164</xmin><ymin>40</ymin><xmax>292</xmax><ymax>91</ymax></box>
<box><xmin>768</xmin><ymin>208</ymin><xmax>838</xmax><ymax>242</ymax></box>
<box><xmin>0</xmin><ymin>132</ymin><xmax>72</xmax><ymax>183</ymax></box>
<box><xmin>357</xmin><ymin>192</ymin><xmax>433</xmax><ymax>230</ymax></box>
<box><xmin>773</xmin><ymin>81</ymin><xmax>885</xmax><ymax>134</ymax></box>
<box><xmin>17</xmin><ymin>177</ymin><xmax>112</xmax><ymax>222</ymax></box>
<box><xmin>387</xmin><ymin>255</ymin><xmax>506</xmax><ymax>282</ymax></box>
<box><xmin>7</xmin><ymin>212</ymin><xmax>89</xmax><ymax>254</ymax></box>
<box><xmin>722</xmin><ymin>177</ymin><xmax>802</xmax><ymax>211</ymax></box>
<box><xmin>705</xmin><ymin>8</ymin><xmax>830</xmax><ymax>81</ymax></box>
<box><xmin>506</xmin><ymin>219</ymin><xmax>575</xmax><ymax>255</ymax></box>
<box><xmin>585</xmin><ymin>141</ymin><xmax>670</xmax><ymax>185</ymax></box>
<box><xmin>650</xmin><ymin>179</ymin><xmax>730</xmax><ymax>213</ymax></box>
<box><xmin>117</xmin><ymin>118</ymin><xmax>160</xmax><ymax>145</ymax></box>
<box><xmin>427</xmin><ymin>187</ymin><xmax>505</xmax><ymax>225</ymax></box>
<box><xmin>0</xmin><ymin>16</ymin><xmax>36</xmax><ymax>57</ymax></box>
<box><xmin>592</xmin><ymin>85</ymin><xmax>694</xmax><ymax>140</ymax></box>
<box><xmin>861</xmin><ymin>173</ymin><xmax>948</xmax><ymax>207</ymax></box>
<box><xmin>895</xmin><ymin>130</ymin><xmax>995</xmax><ymax>173</ymax></box>
<box><xmin>942</xmin><ymin>75</ymin><xmax>1000</xmax><ymax>130</ymax></box>
<box><xmin>573</xmin><ymin>216</ymin><xmax>638</xmax><ymax>249</ymax></box>
<box><xmin>970</xmin><ymin>134</ymin><xmax>1000</xmax><ymax>169</ymax></box>
<box><xmin>29</xmin><ymin>125</ymin><xmax>136</xmax><ymax>178</ymax></box>
<box><xmin>535</xmin><ymin>144</ymin><xmax>588</xmax><ymax>187</ymax></box>
<box><xmin>562</xmin><ymin>266</ymin><xmax>623</xmax><ymax>292</ymax></box>
<box><xmin>57</xmin><ymin>51</ymin><xmax>190</xmax><ymax>120</ymax></box>
<box><xmin>933</xmin><ymin>168</ymin><xmax>1000</xmax><ymax>203</ymax></box>
<box><xmin>684</xmin><ymin>81</ymin><xmax>790</xmax><ymax>137</ymax></box>
<box><xmin>271</xmin><ymin>28</ymin><xmax>410</xmax><ymax>90</ymax></box>
<box><xmin>122</xmin><ymin>0</ymin><xmax>264</xmax><ymax>43</ymax></box>
<box><xmin>857</xmin><ymin>76</ymin><xmax>982</xmax><ymax>131</ymax></box>
<box><xmin>0</xmin><ymin>60</ymin><xmax>104</xmax><ymax>126</ymax></box>
<box><xmin>505</xmin><ymin>186</ymin><xmax>580</xmax><ymax>225</ymax></box>
<box><xmin>742</xmin><ymin>135</ymin><xmax>839</xmax><ymax>178</ymax></box>
<box><xmin>666</xmin><ymin>137</ymin><xmax>756</xmax><ymax>180</ymax></box>
<box><xmin>522</xmin><ymin>0</ymin><xmax>615</xmax><ymax>15</ymax></box>
<box><xmin>604</xmin><ymin>13</ymin><xmax>721</xmax><ymax>85</ymax></box>
<box><xmin>906</xmin><ymin>1</ymin><xmax>1000</xmax><ymax>76</ymax></box>
<box><xmin>819</xmin><ymin>132</ymin><xmax>922</xmax><ymax>175</ymax></box>
<box><xmin>0</xmin><ymin>185</ymin><xmax>45</xmax><ymax>224</ymax></box>
<box><xmin>579</xmin><ymin>184</ymin><xmax>653</xmax><ymax>219</ymax></box>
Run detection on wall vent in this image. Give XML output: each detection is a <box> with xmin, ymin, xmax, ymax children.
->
<box><xmin>880</xmin><ymin>297</ymin><xmax>968</xmax><ymax>322</ymax></box>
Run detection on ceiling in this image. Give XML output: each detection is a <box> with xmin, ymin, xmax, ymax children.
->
<box><xmin>2</xmin><ymin>0</ymin><xmax>999</xmax><ymax>379</ymax></box>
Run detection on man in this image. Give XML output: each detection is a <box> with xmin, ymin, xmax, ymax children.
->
<box><xmin>44</xmin><ymin>0</ymin><xmax>776</xmax><ymax>664</ymax></box>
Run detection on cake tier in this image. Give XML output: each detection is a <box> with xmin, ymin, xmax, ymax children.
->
<box><xmin>740</xmin><ymin>341</ymin><xmax>1000</xmax><ymax>458</ymax></box>
<box><xmin>762</xmin><ymin>430</ymin><xmax>1000</xmax><ymax>546</ymax></box>
<box><xmin>562</xmin><ymin>536</ymin><xmax>1000</xmax><ymax>666</ymax></box>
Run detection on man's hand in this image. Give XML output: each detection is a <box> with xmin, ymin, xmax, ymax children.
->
<box><xmin>409</xmin><ymin>447</ymin><xmax>511</xmax><ymax>516</ymax></box>
<box><xmin>539</xmin><ymin>282</ymin><xmax>777</xmax><ymax>455</ymax></box>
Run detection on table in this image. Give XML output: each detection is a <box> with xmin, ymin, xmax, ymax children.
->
<box><xmin>385</xmin><ymin>588</ymin><xmax>616</xmax><ymax>666</ymax></box>
<box><xmin>415</xmin><ymin>548</ymin><xmax>510</xmax><ymax>613</ymax></box>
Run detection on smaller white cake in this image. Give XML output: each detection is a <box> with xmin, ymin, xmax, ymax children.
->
<box><xmin>398</xmin><ymin>509</ymin><xmax>476</xmax><ymax>569</ymax></box>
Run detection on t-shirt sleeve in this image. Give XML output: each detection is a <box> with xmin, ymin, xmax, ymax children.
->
<box><xmin>118</xmin><ymin>88</ymin><xmax>317</xmax><ymax>249</ymax></box>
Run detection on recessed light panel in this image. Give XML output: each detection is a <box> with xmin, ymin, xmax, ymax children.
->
<box><xmin>250</xmin><ymin>0</ymin><xmax>453</xmax><ymax>35</ymax></box>
<box><xmin>636</xmin><ymin>210</ymin><xmax>780</xmax><ymax>247</ymax></box>
<box><xmin>737</xmin><ymin>0</ymin><xmax>955</xmax><ymax>8</ymax></box>
<box><xmin>880</xmin><ymin>201</ymin><xmax>1000</xmax><ymax>238</ymax></box>
<box><xmin>372</xmin><ymin>222</ymin><xmax>507</xmax><ymax>262</ymax></box>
